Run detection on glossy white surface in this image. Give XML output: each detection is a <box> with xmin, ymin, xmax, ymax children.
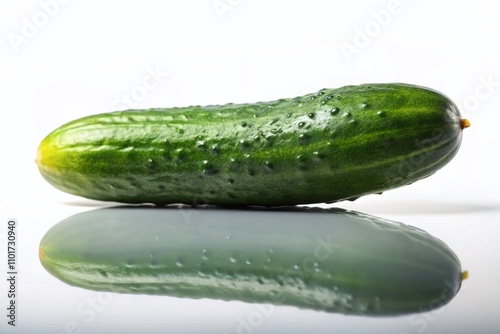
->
<box><xmin>1</xmin><ymin>0</ymin><xmax>499</xmax><ymax>333</ymax></box>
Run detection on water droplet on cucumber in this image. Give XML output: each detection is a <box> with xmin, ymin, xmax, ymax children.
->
<box><xmin>239</xmin><ymin>139</ymin><xmax>251</xmax><ymax>150</ymax></box>
<box><xmin>330</xmin><ymin>108</ymin><xmax>339</xmax><ymax>115</ymax></box>
<box><xmin>202</xmin><ymin>249</ymin><xmax>210</xmax><ymax>261</ymax></box>
<box><xmin>210</xmin><ymin>145</ymin><xmax>219</xmax><ymax>155</ymax></box>
<box><xmin>196</xmin><ymin>141</ymin><xmax>207</xmax><ymax>151</ymax></box>
<box><xmin>265</xmin><ymin>161</ymin><xmax>274</xmax><ymax>171</ymax></box>
<box><xmin>298</xmin><ymin>133</ymin><xmax>311</xmax><ymax>144</ymax></box>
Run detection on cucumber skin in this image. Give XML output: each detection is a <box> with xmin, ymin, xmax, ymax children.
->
<box><xmin>39</xmin><ymin>207</ymin><xmax>463</xmax><ymax>316</ymax></box>
<box><xmin>36</xmin><ymin>83</ymin><xmax>464</xmax><ymax>206</ymax></box>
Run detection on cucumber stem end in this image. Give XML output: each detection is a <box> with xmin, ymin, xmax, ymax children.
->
<box><xmin>460</xmin><ymin>119</ymin><xmax>470</xmax><ymax>129</ymax></box>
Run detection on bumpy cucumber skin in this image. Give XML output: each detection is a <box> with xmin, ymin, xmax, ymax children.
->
<box><xmin>37</xmin><ymin>83</ymin><xmax>464</xmax><ymax>206</ymax></box>
<box><xmin>39</xmin><ymin>207</ymin><xmax>463</xmax><ymax>316</ymax></box>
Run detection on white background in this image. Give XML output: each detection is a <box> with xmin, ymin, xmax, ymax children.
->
<box><xmin>1</xmin><ymin>0</ymin><xmax>499</xmax><ymax>333</ymax></box>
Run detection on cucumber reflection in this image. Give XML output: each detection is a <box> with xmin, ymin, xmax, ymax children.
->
<box><xmin>39</xmin><ymin>206</ymin><xmax>462</xmax><ymax>316</ymax></box>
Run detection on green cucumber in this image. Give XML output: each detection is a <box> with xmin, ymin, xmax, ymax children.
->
<box><xmin>36</xmin><ymin>83</ymin><xmax>469</xmax><ymax>206</ymax></box>
<box><xmin>39</xmin><ymin>206</ymin><xmax>465</xmax><ymax>316</ymax></box>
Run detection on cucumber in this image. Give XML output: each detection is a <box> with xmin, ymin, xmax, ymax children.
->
<box><xmin>39</xmin><ymin>206</ymin><xmax>465</xmax><ymax>316</ymax></box>
<box><xmin>36</xmin><ymin>83</ymin><xmax>469</xmax><ymax>206</ymax></box>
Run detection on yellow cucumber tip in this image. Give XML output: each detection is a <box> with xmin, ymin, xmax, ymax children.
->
<box><xmin>35</xmin><ymin>142</ymin><xmax>45</xmax><ymax>166</ymax></box>
<box><xmin>460</xmin><ymin>119</ymin><xmax>470</xmax><ymax>129</ymax></box>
